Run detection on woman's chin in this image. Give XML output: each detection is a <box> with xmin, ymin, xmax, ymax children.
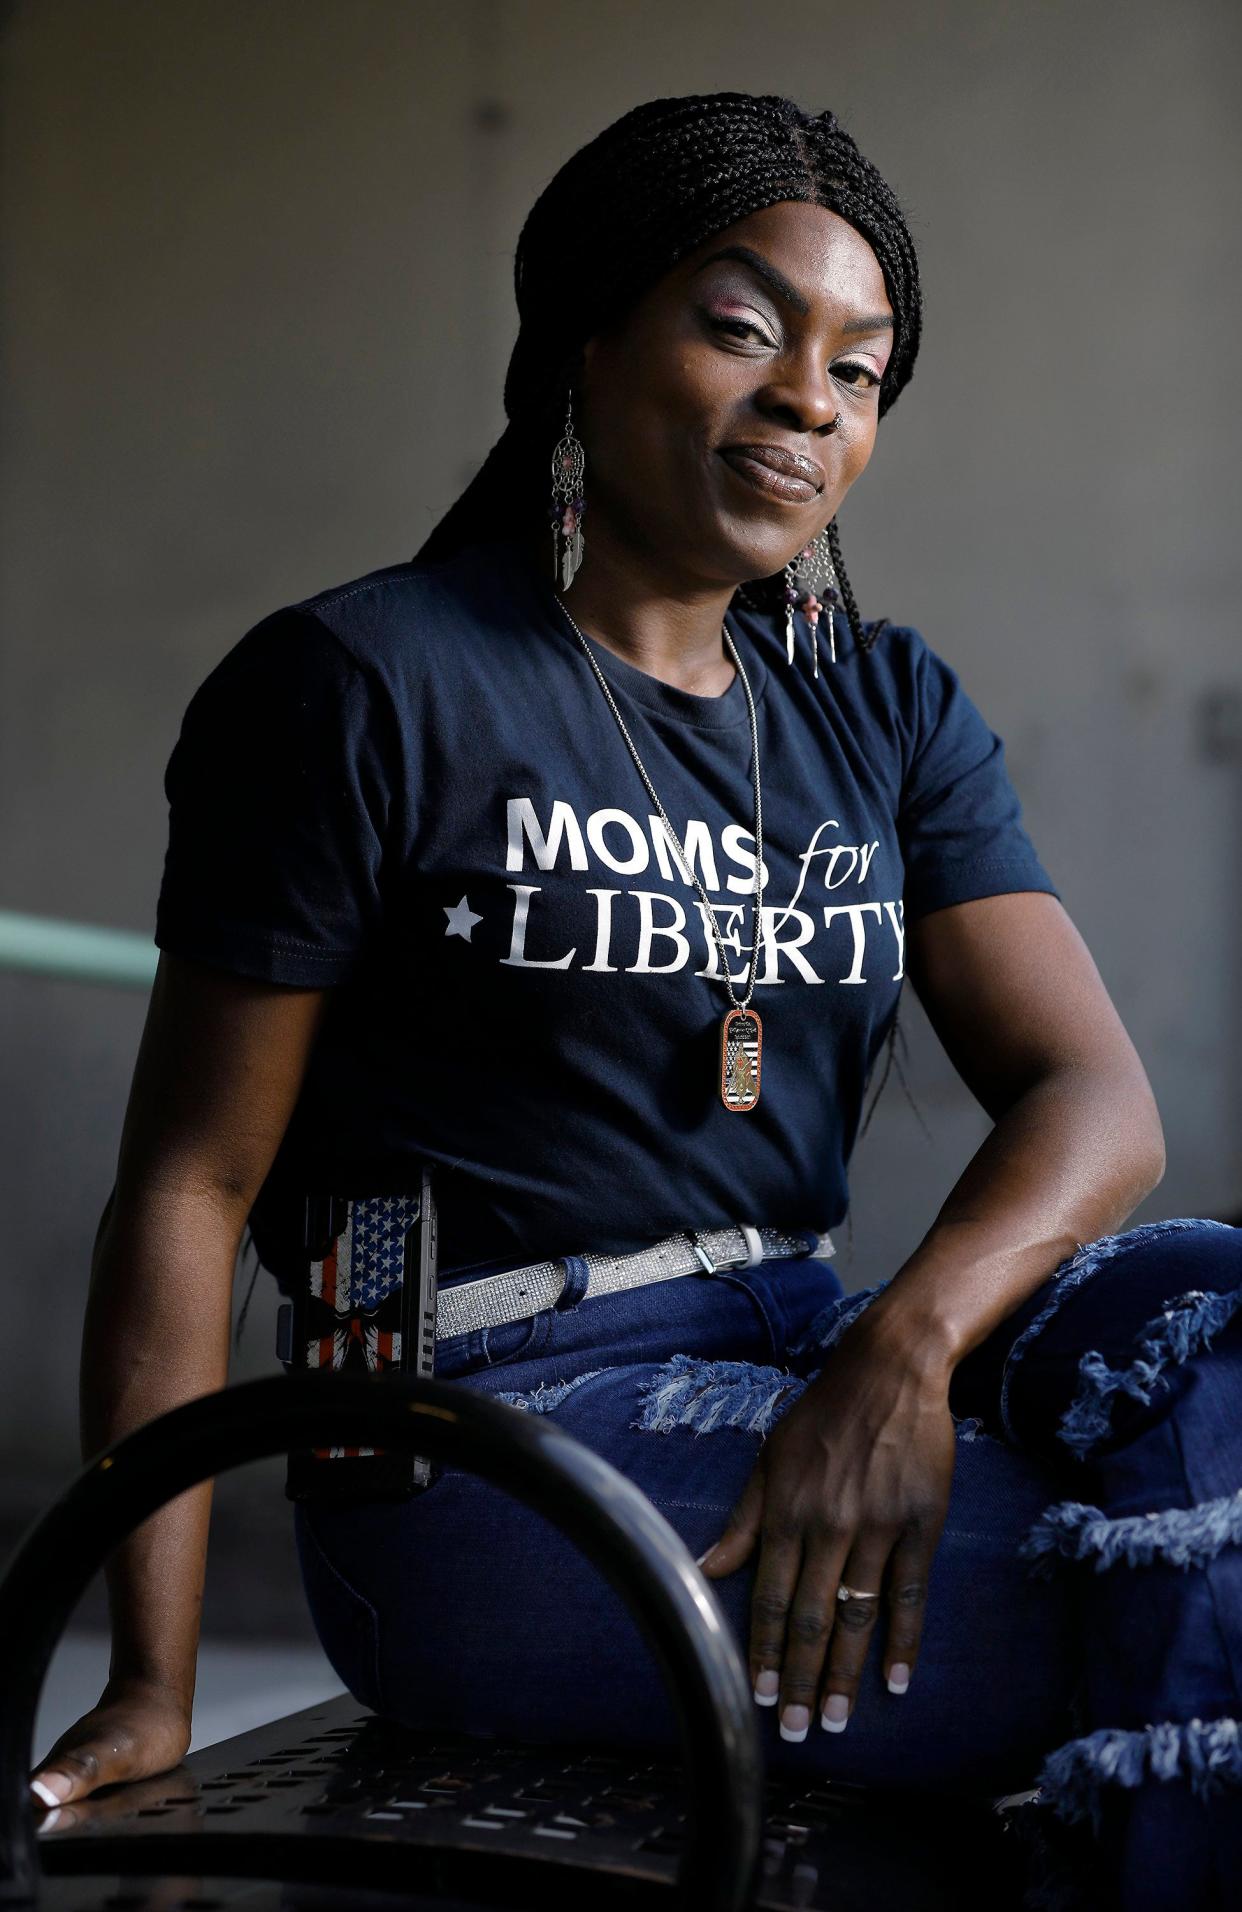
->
<box><xmin>621</xmin><ymin>501</ymin><xmax>805</xmax><ymax>589</ymax></box>
<box><xmin>709</xmin><ymin>528</ymin><xmax>803</xmax><ymax>591</ymax></box>
<box><xmin>694</xmin><ymin>501</ymin><xmax>817</xmax><ymax>584</ymax></box>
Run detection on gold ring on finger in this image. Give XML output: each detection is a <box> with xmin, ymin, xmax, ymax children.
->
<box><xmin>836</xmin><ymin>1583</ymin><xmax>881</xmax><ymax>1602</ymax></box>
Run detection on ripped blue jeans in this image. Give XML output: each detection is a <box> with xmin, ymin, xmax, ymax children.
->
<box><xmin>294</xmin><ymin>1218</ymin><xmax>1242</xmax><ymax>1910</ymax></box>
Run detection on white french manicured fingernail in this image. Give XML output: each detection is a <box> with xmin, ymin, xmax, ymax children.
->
<box><xmin>753</xmin><ymin>1668</ymin><xmax>779</xmax><ymax>1705</ymax></box>
<box><xmin>695</xmin><ymin>1549</ymin><xmax>713</xmax><ymax>1567</ymax></box>
<box><xmin>887</xmin><ymin>1663</ymin><xmax>911</xmax><ymax>1695</ymax></box>
<box><xmin>30</xmin><ymin>1780</ymin><xmax>61</xmax><ymax>1809</ymax></box>
<box><xmin>780</xmin><ymin>1705</ymin><xmax>810</xmax><ymax>1741</ymax></box>
<box><xmin>821</xmin><ymin>1694</ymin><xmax>850</xmax><ymax>1732</ymax></box>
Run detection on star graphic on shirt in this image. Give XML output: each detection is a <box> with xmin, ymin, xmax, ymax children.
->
<box><xmin>443</xmin><ymin>894</ymin><xmax>483</xmax><ymax>942</ymax></box>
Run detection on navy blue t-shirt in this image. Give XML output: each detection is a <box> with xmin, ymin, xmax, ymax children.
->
<box><xmin>154</xmin><ymin>531</ymin><xmax>1060</xmax><ymax>1279</ymax></box>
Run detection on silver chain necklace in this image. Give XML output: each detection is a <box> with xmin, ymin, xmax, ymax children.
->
<box><xmin>553</xmin><ymin>592</ymin><xmax>766</xmax><ymax>1113</ymax></box>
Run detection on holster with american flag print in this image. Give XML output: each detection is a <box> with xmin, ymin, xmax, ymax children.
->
<box><xmin>282</xmin><ymin>1165</ymin><xmax>439</xmax><ymax>1502</ymax></box>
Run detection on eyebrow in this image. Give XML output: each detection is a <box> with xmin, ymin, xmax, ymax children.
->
<box><xmin>692</xmin><ymin>243</ymin><xmax>894</xmax><ymax>334</ymax></box>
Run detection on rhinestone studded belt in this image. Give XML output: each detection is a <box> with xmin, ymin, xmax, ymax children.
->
<box><xmin>435</xmin><ymin>1224</ymin><xmax>835</xmax><ymax>1341</ymax></box>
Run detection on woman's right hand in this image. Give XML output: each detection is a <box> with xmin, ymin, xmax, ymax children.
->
<box><xmin>29</xmin><ymin>1676</ymin><xmax>192</xmax><ymax>1810</ymax></box>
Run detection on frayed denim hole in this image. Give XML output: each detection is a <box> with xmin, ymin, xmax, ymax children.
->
<box><xmin>997</xmin><ymin>1218</ymin><xmax>1216</xmax><ymax>1446</ymax></box>
<box><xmin>632</xmin><ymin>1358</ymin><xmax>1005</xmax><ymax>1447</ymax></box>
<box><xmin>491</xmin><ymin>1367</ymin><xmax>611</xmax><ymax>1414</ymax></box>
<box><xmin>1056</xmin><ymin>1282</ymin><xmax>1242</xmax><ymax>1462</ymax></box>
<box><xmin>786</xmin><ymin>1283</ymin><xmax>885</xmax><ymax>1361</ymax></box>
<box><xmin>1035</xmin><ymin>1718</ymin><xmax>1242</xmax><ymax>1834</ymax></box>
<box><xmin>1020</xmin><ymin>1486</ymin><xmax>1242</xmax><ymax>1578</ymax></box>
<box><xmin>631</xmin><ymin>1353</ymin><xmax>807</xmax><ymax>1437</ymax></box>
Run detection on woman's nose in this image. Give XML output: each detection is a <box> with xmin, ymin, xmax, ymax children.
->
<box><xmin>754</xmin><ymin>369</ymin><xmax>841</xmax><ymax>437</ymax></box>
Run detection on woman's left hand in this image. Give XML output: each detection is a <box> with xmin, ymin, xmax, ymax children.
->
<box><xmin>695</xmin><ymin>1313</ymin><xmax>959</xmax><ymax>1739</ymax></box>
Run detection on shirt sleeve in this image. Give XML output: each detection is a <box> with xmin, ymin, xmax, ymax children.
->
<box><xmin>153</xmin><ymin>607</ymin><xmax>395</xmax><ymax>984</ymax></box>
<box><xmin>898</xmin><ymin>633</ymin><xmax>1060</xmax><ymax>921</ymax></box>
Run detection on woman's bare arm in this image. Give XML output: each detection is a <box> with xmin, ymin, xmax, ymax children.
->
<box><xmin>699</xmin><ymin>888</ymin><xmax>1167</xmax><ymax>1733</ymax></box>
<box><xmin>859</xmin><ymin>887</ymin><xmax>1167</xmax><ymax>1372</ymax></box>
<box><xmin>29</xmin><ymin>951</ymin><xmax>330</xmax><ymax>1809</ymax></box>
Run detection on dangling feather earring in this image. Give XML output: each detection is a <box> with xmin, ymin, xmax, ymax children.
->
<box><xmin>783</xmin><ymin>527</ymin><xmax>840</xmax><ymax>676</ymax></box>
<box><xmin>549</xmin><ymin>392</ymin><xmax>586</xmax><ymax>589</ymax></box>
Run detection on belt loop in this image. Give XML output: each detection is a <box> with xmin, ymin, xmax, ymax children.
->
<box><xmin>555</xmin><ymin>1253</ymin><xmax>591</xmax><ymax>1310</ymax></box>
<box><xmin>740</xmin><ymin>1224</ymin><xmax>764</xmax><ymax>1269</ymax></box>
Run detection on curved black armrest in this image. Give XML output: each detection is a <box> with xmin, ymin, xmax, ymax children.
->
<box><xmin>0</xmin><ymin>1372</ymin><xmax>762</xmax><ymax>1908</ymax></box>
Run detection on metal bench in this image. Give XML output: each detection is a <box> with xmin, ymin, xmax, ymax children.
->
<box><xmin>0</xmin><ymin>1372</ymin><xmax>1043</xmax><ymax>1909</ymax></box>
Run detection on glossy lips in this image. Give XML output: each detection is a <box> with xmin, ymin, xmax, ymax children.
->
<box><xmin>718</xmin><ymin>442</ymin><xmax>825</xmax><ymax>504</ymax></box>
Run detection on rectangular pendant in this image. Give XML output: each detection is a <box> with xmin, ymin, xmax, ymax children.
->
<box><xmin>720</xmin><ymin>1007</ymin><xmax>762</xmax><ymax>1112</ymax></box>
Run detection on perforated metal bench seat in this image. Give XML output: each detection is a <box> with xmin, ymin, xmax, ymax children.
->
<box><xmin>33</xmin><ymin>1691</ymin><xmax>1030</xmax><ymax>1910</ymax></box>
<box><xmin>2</xmin><ymin>1374</ymin><xmax>1055</xmax><ymax>1910</ymax></box>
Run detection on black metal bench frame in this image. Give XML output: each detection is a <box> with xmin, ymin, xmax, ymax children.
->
<box><xmin>0</xmin><ymin>1373</ymin><xmax>1036</xmax><ymax>1910</ymax></box>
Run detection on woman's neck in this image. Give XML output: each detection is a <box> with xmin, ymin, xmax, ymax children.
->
<box><xmin>520</xmin><ymin>523</ymin><xmax>738</xmax><ymax>698</ymax></box>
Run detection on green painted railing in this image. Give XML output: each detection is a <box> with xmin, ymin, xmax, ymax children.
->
<box><xmin>0</xmin><ymin>910</ymin><xmax>157</xmax><ymax>990</ymax></box>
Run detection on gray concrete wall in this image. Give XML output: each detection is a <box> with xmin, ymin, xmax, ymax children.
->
<box><xmin>2</xmin><ymin>0</ymin><xmax>1240</xmax><ymax>1507</ymax></box>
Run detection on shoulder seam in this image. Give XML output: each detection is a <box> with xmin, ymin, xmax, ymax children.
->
<box><xmin>297</xmin><ymin>544</ymin><xmax>470</xmax><ymax>619</ymax></box>
<box><xmin>303</xmin><ymin>576</ymin><xmax>404</xmax><ymax>615</ymax></box>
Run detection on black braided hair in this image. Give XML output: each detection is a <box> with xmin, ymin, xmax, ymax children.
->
<box><xmin>416</xmin><ymin>92</ymin><xmax>922</xmax><ymax>654</ymax></box>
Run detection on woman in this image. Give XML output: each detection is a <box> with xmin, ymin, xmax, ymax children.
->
<box><xmin>31</xmin><ymin>93</ymin><xmax>1241</xmax><ymax>1907</ymax></box>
